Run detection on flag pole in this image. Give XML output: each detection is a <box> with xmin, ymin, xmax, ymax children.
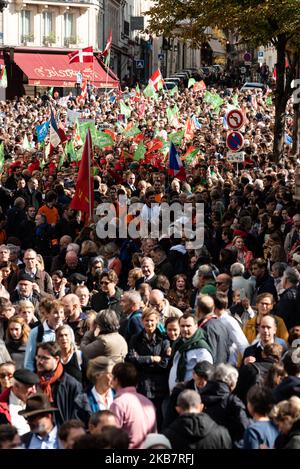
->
<box><xmin>105</xmin><ymin>50</ymin><xmax>111</xmax><ymax>102</ymax></box>
<box><xmin>87</xmin><ymin>129</ymin><xmax>93</xmax><ymax>220</ymax></box>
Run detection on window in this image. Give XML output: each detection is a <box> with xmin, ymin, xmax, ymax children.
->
<box><xmin>21</xmin><ymin>10</ymin><xmax>32</xmax><ymax>41</ymax></box>
<box><xmin>64</xmin><ymin>13</ymin><xmax>75</xmax><ymax>41</ymax></box>
<box><xmin>43</xmin><ymin>11</ymin><xmax>53</xmax><ymax>38</ymax></box>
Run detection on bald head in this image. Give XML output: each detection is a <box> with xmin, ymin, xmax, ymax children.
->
<box><xmin>197</xmin><ymin>294</ymin><xmax>215</xmax><ymax>320</ymax></box>
<box><xmin>61</xmin><ymin>294</ymin><xmax>81</xmax><ymax>321</ymax></box>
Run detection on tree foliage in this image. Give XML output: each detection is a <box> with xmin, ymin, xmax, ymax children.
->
<box><xmin>147</xmin><ymin>0</ymin><xmax>300</xmax><ymax>161</ymax></box>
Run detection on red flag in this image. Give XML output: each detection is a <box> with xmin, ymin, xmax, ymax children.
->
<box><xmin>102</xmin><ymin>31</ymin><xmax>112</xmax><ymax>58</ymax></box>
<box><xmin>133</xmin><ymin>133</ymin><xmax>144</xmax><ymax>144</ymax></box>
<box><xmin>184</xmin><ymin>118</ymin><xmax>194</xmax><ymax>141</ymax></box>
<box><xmin>149</xmin><ymin>69</ymin><xmax>164</xmax><ymax>91</ymax></box>
<box><xmin>68</xmin><ymin>46</ymin><xmax>94</xmax><ymax>64</ymax></box>
<box><xmin>146</xmin><ymin>138</ymin><xmax>163</xmax><ymax>152</ymax></box>
<box><xmin>104</xmin><ymin>129</ymin><xmax>116</xmax><ymax>141</ymax></box>
<box><xmin>70</xmin><ymin>129</ymin><xmax>94</xmax><ymax>215</ymax></box>
<box><xmin>193</xmin><ymin>80</ymin><xmax>206</xmax><ymax>92</ymax></box>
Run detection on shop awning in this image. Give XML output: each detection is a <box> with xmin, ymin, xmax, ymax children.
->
<box><xmin>13</xmin><ymin>52</ymin><xmax>119</xmax><ymax>88</ymax></box>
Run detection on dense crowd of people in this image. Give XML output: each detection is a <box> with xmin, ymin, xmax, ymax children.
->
<box><xmin>0</xmin><ymin>80</ymin><xmax>300</xmax><ymax>450</ymax></box>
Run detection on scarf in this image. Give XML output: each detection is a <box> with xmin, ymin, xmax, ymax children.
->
<box><xmin>38</xmin><ymin>362</ymin><xmax>64</xmax><ymax>403</ymax></box>
<box><xmin>173</xmin><ymin>328</ymin><xmax>212</xmax><ymax>382</ymax></box>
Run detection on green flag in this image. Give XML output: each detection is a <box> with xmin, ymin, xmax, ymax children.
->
<box><xmin>134</xmin><ymin>141</ymin><xmax>146</xmax><ymax>161</ymax></box>
<box><xmin>48</xmin><ymin>87</ymin><xmax>54</xmax><ymax>96</ymax></box>
<box><xmin>40</xmin><ymin>159</ymin><xmax>46</xmax><ymax>171</ymax></box>
<box><xmin>135</xmin><ymin>83</ymin><xmax>140</xmax><ymax>95</ymax></box>
<box><xmin>169</xmin><ymin>85</ymin><xmax>178</xmax><ymax>96</ymax></box>
<box><xmin>96</xmin><ymin>131</ymin><xmax>114</xmax><ymax>148</ymax></box>
<box><xmin>188</xmin><ymin>78</ymin><xmax>196</xmax><ymax>89</ymax></box>
<box><xmin>166</xmin><ymin>105</ymin><xmax>177</xmax><ymax>124</ymax></box>
<box><xmin>232</xmin><ymin>94</ymin><xmax>239</xmax><ymax>107</ymax></box>
<box><xmin>203</xmin><ymin>91</ymin><xmax>213</xmax><ymax>104</ymax></box>
<box><xmin>211</xmin><ymin>94</ymin><xmax>224</xmax><ymax>110</ymax></box>
<box><xmin>185</xmin><ymin>148</ymin><xmax>200</xmax><ymax>166</ymax></box>
<box><xmin>78</xmin><ymin>121</ymin><xmax>97</xmax><ymax>142</ymax></box>
<box><xmin>66</xmin><ymin>140</ymin><xmax>77</xmax><ymax>162</ymax></box>
<box><xmin>266</xmin><ymin>95</ymin><xmax>273</xmax><ymax>107</ymax></box>
<box><xmin>0</xmin><ymin>142</ymin><xmax>4</xmax><ymax>171</ymax></box>
<box><xmin>169</xmin><ymin>130</ymin><xmax>184</xmax><ymax>145</ymax></box>
<box><xmin>143</xmin><ymin>84</ymin><xmax>158</xmax><ymax>99</ymax></box>
<box><xmin>120</xmin><ymin>101</ymin><xmax>131</xmax><ymax>118</ymax></box>
<box><xmin>58</xmin><ymin>151</ymin><xmax>65</xmax><ymax>170</ymax></box>
<box><xmin>0</xmin><ymin>68</ymin><xmax>7</xmax><ymax>88</ymax></box>
<box><xmin>124</xmin><ymin>126</ymin><xmax>141</xmax><ymax>138</ymax></box>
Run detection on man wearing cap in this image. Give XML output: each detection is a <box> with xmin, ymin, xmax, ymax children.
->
<box><xmin>0</xmin><ymin>368</ymin><xmax>39</xmax><ymax>435</ymax></box>
<box><xmin>20</xmin><ymin>393</ymin><xmax>60</xmax><ymax>449</ymax></box>
<box><xmin>10</xmin><ymin>272</ymin><xmax>41</xmax><ymax>313</ymax></box>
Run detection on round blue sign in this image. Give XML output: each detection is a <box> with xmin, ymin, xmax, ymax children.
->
<box><xmin>226</xmin><ymin>131</ymin><xmax>244</xmax><ymax>152</ymax></box>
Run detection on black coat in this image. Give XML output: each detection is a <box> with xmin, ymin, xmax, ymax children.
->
<box><xmin>200</xmin><ymin>380</ymin><xmax>250</xmax><ymax>443</ymax></box>
<box><xmin>51</xmin><ymin>371</ymin><xmax>82</xmax><ymax>427</ymax></box>
<box><xmin>273</xmin><ymin>376</ymin><xmax>300</xmax><ymax>403</ymax></box>
<box><xmin>199</xmin><ymin>317</ymin><xmax>232</xmax><ymax>364</ymax></box>
<box><xmin>281</xmin><ymin>419</ymin><xmax>300</xmax><ymax>449</ymax></box>
<box><xmin>90</xmin><ymin>288</ymin><xmax>123</xmax><ymax>317</ymax></box>
<box><xmin>276</xmin><ymin>286</ymin><xmax>300</xmax><ymax>330</ymax></box>
<box><xmin>235</xmin><ymin>358</ymin><xmax>276</xmax><ymax>404</ymax></box>
<box><xmin>126</xmin><ymin>328</ymin><xmax>170</xmax><ymax>399</ymax></box>
<box><xmin>5</xmin><ymin>340</ymin><xmax>26</xmax><ymax>369</ymax></box>
<box><xmin>253</xmin><ymin>273</ymin><xmax>278</xmax><ymax>304</ymax></box>
<box><xmin>163</xmin><ymin>412</ymin><xmax>232</xmax><ymax>449</ymax></box>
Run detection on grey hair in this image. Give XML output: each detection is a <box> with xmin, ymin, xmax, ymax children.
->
<box><xmin>126</xmin><ymin>291</ymin><xmax>142</xmax><ymax>305</ymax></box>
<box><xmin>197</xmin><ymin>264</ymin><xmax>214</xmax><ymax>279</ymax></box>
<box><xmin>230</xmin><ymin>262</ymin><xmax>245</xmax><ymax>277</ymax></box>
<box><xmin>213</xmin><ymin>364</ymin><xmax>239</xmax><ymax>389</ymax></box>
<box><xmin>95</xmin><ymin>309</ymin><xmax>119</xmax><ymax>333</ymax></box>
<box><xmin>177</xmin><ymin>390</ymin><xmax>202</xmax><ymax>411</ymax></box>
<box><xmin>272</xmin><ymin>262</ymin><xmax>287</xmax><ymax>277</ymax></box>
<box><xmin>66</xmin><ymin>243</ymin><xmax>80</xmax><ymax>254</ymax></box>
<box><xmin>283</xmin><ymin>267</ymin><xmax>300</xmax><ymax>286</ymax></box>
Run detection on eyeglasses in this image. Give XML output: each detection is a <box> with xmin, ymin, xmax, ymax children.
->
<box><xmin>36</xmin><ymin>355</ymin><xmax>52</xmax><ymax>362</ymax></box>
<box><xmin>0</xmin><ymin>373</ymin><xmax>14</xmax><ymax>379</ymax></box>
<box><xmin>215</xmin><ymin>282</ymin><xmax>225</xmax><ymax>286</ymax></box>
<box><xmin>100</xmin><ymin>280</ymin><xmax>110</xmax><ymax>285</ymax></box>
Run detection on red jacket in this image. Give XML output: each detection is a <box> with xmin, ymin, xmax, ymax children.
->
<box><xmin>0</xmin><ymin>387</ymin><xmax>12</xmax><ymax>424</ymax></box>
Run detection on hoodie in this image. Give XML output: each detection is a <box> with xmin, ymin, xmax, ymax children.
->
<box><xmin>163</xmin><ymin>412</ymin><xmax>232</xmax><ymax>449</ymax></box>
<box><xmin>200</xmin><ymin>380</ymin><xmax>250</xmax><ymax>442</ymax></box>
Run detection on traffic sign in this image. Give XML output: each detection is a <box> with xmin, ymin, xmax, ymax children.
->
<box><xmin>158</xmin><ymin>53</ymin><xmax>164</xmax><ymax>61</ymax></box>
<box><xmin>258</xmin><ymin>51</ymin><xmax>264</xmax><ymax>59</ymax></box>
<box><xmin>227</xmin><ymin>109</ymin><xmax>244</xmax><ymax>131</ymax></box>
<box><xmin>244</xmin><ymin>52</ymin><xmax>252</xmax><ymax>62</ymax></box>
<box><xmin>240</xmin><ymin>67</ymin><xmax>246</xmax><ymax>74</ymax></box>
<box><xmin>226</xmin><ymin>131</ymin><xmax>244</xmax><ymax>152</ymax></box>
<box><xmin>227</xmin><ymin>151</ymin><xmax>245</xmax><ymax>163</ymax></box>
<box><xmin>135</xmin><ymin>59</ymin><xmax>144</xmax><ymax>69</ymax></box>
